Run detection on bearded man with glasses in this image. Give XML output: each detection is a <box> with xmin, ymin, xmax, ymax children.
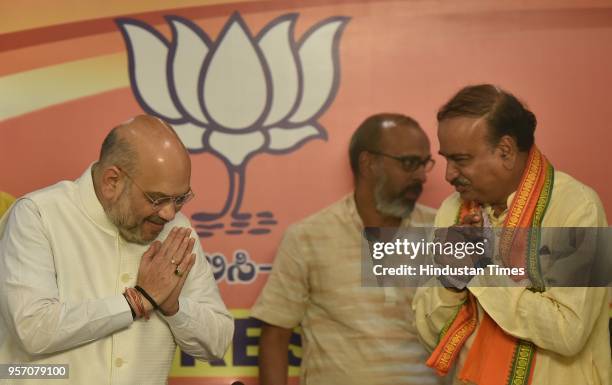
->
<box><xmin>0</xmin><ymin>115</ymin><xmax>233</xmax><ymax>385</ymax></box>
<box><xmin>253</xmin><ymin>113</ymin><xmax>441</xmax><ymax>385</ymax></box>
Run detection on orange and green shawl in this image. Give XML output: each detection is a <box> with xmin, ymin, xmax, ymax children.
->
<box><xmin>426</xmin><ymin>146</ymin><xmax>554</xmax><ymax>385</ymax></box>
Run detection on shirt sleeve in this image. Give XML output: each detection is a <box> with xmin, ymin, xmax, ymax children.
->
<box><xmin>250</xmin><ymin>225</ymin><xmax>309</xmax><ymax>329</ymax></box>
<box><xmin>160</xmin><ymin>231</ymin><xmax>234</xmax><ymax>361</ymax></box>
<box><xmin>0</xmin><ymin>199</ymin><xmax>134</xmax><ymax>356</ymax></box>
<box><xmin>412</xmin><ymin>283</ymin><xmax>467</xmax><ymax>351</ymax></box>
<box><xmin>468</xmin><ymin>285</ymin><xmax>607</xmax><ymax>356</ymax></box>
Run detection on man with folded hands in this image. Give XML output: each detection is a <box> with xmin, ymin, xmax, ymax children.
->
<box><xmin>0</xmin><ymin>115</ymin><xmax>233</xmax><ymax>384</ymax></box>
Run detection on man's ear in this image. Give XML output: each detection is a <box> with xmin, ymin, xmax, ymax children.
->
<box><xmin>99</xmin><ymin>166</ymin><xmax>123</xmax><ymax>201</ymax></box>
<box><xmin>358</xmin><ymin>151</ymin><xmax>377</xmax><ymax>180</ymax></box>
<box><xmin>496</xmin><ymin>135</ymin><xmax>518</xmax><ymax>170</ymax></box>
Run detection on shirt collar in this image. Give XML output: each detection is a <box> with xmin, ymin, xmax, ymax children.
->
<box><xmin>482</xmin><ymin>191</ymin><xmax>517</xmax><ymax>225</ymax></box>
<box><xmin>77</xmin><ymin>163</ymin><xmax>118</xmax><ymax>236</ymax></box>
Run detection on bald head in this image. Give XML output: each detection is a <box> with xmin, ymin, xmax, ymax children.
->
<box><xmin>99</xmin><ymin>115</ymin><xmax>190</xmax><ymax>177</ymax></box>
<box><xmin>94</xmin><ymin>115</ymin><xmax>192</xmax><ymax>244</ymax></box>
<box><xmin>349</xmin><ymin>113</ymin><xmax>423</xmax><ymax>179</ymax></box>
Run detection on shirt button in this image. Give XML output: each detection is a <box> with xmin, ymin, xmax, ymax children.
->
<box><xmin>115</xmin><ymin>358</ymin><xmax>124</xmax><ymax>367</ymax></box>
<box><xmin>121</xmin><ymin>273</ymin><xmax>130</xmax><ymax>283</ymax></box>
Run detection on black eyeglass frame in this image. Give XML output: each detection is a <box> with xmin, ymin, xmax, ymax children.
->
<box><xmin>117</xmin><ymin>166</ymin><xmax>195</xmax><ymax>211</ymax></box>
<box><xmin>366</xmin><ymin>150</ymin><xmax>435</xmax><ymax>172</ymax></box>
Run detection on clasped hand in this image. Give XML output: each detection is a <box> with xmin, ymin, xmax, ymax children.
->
<box><xmin>136</xmin><ymin>227</ymin><xmax>197</xmax><ymax>316</ymax></box>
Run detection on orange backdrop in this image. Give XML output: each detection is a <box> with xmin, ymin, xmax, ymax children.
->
<box><xmin>1</xmin><ymin>1</ymin><xmax>611</xmax><ymax>384</ymax></box>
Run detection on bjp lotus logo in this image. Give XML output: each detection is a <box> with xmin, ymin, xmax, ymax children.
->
<box><xmin>116</xmin><ymin>13</ymin><xmax>348</xmax><ymax>236</ymax></box>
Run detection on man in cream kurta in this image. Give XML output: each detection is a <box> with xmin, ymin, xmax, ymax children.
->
<box><xmin>414</xmin><ymin>171</ymin><xmax>610</xmax><ymax>385</ymax></box>
<box><xmin>253</xmin><ymin>113</ymin><xmax>441</xmax><ymax>385</ymax></box>
<box><xmin>413</xmin><ymin>84</ymin><xmax>610</xmax><ymax>385</ymax></box>
<box><xmin>0</xmin><ymin>116</ymin><xmax>233</xmax><ymax>385</ymax></box>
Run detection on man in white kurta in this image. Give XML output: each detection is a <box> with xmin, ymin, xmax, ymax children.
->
<box><xmin>0</xmin><ymin>116</ymin><xmax>233</xmax><ymax>384</ymax></box>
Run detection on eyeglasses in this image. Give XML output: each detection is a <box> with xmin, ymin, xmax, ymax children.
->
<box><xmin>367</xmin><ymin>150</ymin><xmax>435</xmax><ymax>172</ymax></box>
<box><xmin>117</xmin><ymin>167</ymin><xmax>195</xmax><ymax>211</ymax></box>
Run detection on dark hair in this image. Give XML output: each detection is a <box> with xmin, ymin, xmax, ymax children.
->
<box><xmin>349</xmin><ymin>113</ymin><xmax>421</xmax><ymax>178</ymax></box>
<box><xmin>437</xmin><ymin>84</ymin><xmax>536</xmax><ymax>152</ymax></box>
<box><xmin>99</xmin><ymin>127</ymin><xmax>138</xmax><ymax>174</ymax></box>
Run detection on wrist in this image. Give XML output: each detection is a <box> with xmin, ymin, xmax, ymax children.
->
<box><xmin>140</xmin><ymin>294</ymin><xmax>155</xmax><ymax>313</ymax></box>
<box><xmin>122</xmin><ymin>293</ymin><xmax>136</xmax><ymax>320</ymax></box>
<box><xmin>135</xmin><ymin>285</ymin><xmax>160</xmax><ymax>310</ymax></box>
<box><xmin>123</xmin><ymin>287</ymin><xmax>151</xmax><ymax>320</ymax></box>
<box><xmin>160</xmin><ymin>301</ymin><xmax>179</xmax><ymax>316</ymax></box>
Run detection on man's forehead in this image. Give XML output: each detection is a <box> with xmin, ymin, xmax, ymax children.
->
<box><xmin>438</xmin><ymin>116</ymin><xmax>489</xmax><ymax>152</ymax></box>
<box><xmin>379</xmin><ymin>125</ymin><xmax>429</xmax><ymax>153</ymax></box>
<box><xmin>138</xmin><ymin>163</ymin><xmax>191</xmax><ymax>194</ymax></box>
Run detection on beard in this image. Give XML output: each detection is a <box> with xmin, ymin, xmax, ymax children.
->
<box><xmin>105</xmin><ymin>183</ymin><xmax>150</xmax><ymax>245</ymax></box>
<box><xmin>374</xmin><ymin>172</ymin><xmax>422</xmax><ymax>219</ymax></box>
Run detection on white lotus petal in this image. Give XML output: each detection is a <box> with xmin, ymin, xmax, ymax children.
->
<box><xmin>169</xmin><ymin>19</ymin><xmax>209</xmax><ymax>124</ymax></box>
<box><xmin>173</xmin><ymin>122</ymin><xmax>206</xmax><ymax>150</ymax></box>
<box><xmin>289</xmin><ymin>19</ymin><xmax>346</xmax><ymax>124</ymax></box>
<box><xmin>203</xmin><ymin>18</ymin><xmax>267</xmax><ymax>130</ymax></box>
<box><xmin>268</xmin><ymin>125</ymin><xmax>320</xmax><ymax>151</ymax></box>
<box><xmin>258</xmin><ymin>17</ymin><xmax>299</xmax><ymax>127</ymax></box>
<box><xmin>209</xmin><ymin>131</ymin><xmax>265</xmax><ymax>166</ymax></box>
<box><xmin>120</xmin><ymin>22</ymin><xmax>182</xmax><ymax>119</ymax></box>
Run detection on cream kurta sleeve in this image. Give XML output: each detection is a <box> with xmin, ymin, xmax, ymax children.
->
<box><xmin>0</xmin><ymin>199</ymin><xmax>134</xmax><ymax>355</ymax></box>
<box><xmin>468</xmin><ymin>285</ymin><xmax>606</xmax><ymax>356</ymax></box>
<box><xmin>413</xmin><ymin>285</ymin><xmax>467</xmax><ymax>351</ymax></box>
<box><xmin>251</xmin><ymin>225</ymin><xmax>309</xmax><ymax>328</ymax></box>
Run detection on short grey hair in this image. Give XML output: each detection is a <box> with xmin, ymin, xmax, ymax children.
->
<box><xmin>349</xmin><ymin>113</ymin><xmax>421</xmax><ymax>178</ymax></box>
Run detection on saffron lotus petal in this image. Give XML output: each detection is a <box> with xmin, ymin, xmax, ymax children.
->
<box><xmin>267</xmin><ymin>125</ymin><xmax>322</xmax><ymax>152</ymax></box>
<box><xmin>258</xmin><ymin>15</ymin><xmax>300</xmax><ymax>127</ymax></box>
<box><xmin>203</xmin><ymin>17</ymin><xmax>268</xmax><ymax>131</ymax></box>
<box><xmin>168</xmin><ymin>17</ymin><xmax>211</xmax><ymax>125</ymax></box>
<box><xmin>208</xmin><ymin>131</ymin><xmax>266</xmax><ymax>167</ymax></box>
<box><xmin>117</xmin><ymin>21</ymin><xmax>182</xmax><ymax>120</ymax></box>
<box><xmin>173</xmin><ymin>122</ymin><xmax>207</xmax><ymax>151</ymax></box>
<box><xmin>289</xmin><ymin>18</ymin><xmax>348</xmax><ymax>124</ymax></box>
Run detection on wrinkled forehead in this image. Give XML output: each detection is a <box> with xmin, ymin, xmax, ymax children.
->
<box><xmin>437</xmin><ymin>116</ymin><xmax>490</xmax><ymax>154</ymax></box>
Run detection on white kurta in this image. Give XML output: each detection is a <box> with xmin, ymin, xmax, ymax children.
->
<box><xmin>0</xmin><ymin>167</ymin><xmax>233</xmax><ymax>385</ymax></box>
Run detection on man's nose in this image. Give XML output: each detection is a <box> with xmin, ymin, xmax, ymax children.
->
<box><xmin>412</xmin><ymin>165</ymin><xmax>427</xmax><ymax>183</ymax></box>
<box><xmin>157</xmin><ymin>201</ymin><xmax>177</xmax><ymax>222</ymax></box>
<box><xmin>445</xmin><ymin>162</ymin><xmax>459</xmax><ymax>183</ymax></box>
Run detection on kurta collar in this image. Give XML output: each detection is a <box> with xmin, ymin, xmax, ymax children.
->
<box><xmin>76</xmin><ymin>163</ymin><xmax>118</xmax><ymax>236</ymax></box>
<box><xmin>482</xmin><ymin>191</ymin><xmax>517</xmax><ymax>226</ymax></box>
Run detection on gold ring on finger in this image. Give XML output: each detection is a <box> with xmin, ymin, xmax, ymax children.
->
<box><xmin>174</xmin><ymin>268</ymin><xmax>184</xmax><ymax>277</ymax></box>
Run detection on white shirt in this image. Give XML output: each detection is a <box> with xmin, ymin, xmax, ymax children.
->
<box><xmin>0</xmin><ymin>167</ymin><xmax>233</xmax><ymax>385</ymax></box>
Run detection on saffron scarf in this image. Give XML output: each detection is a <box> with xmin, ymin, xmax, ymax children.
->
<box><xmin>427</xmin><ymin>146</ymin><xmax>554</xmax><ymax>385</ymax></box>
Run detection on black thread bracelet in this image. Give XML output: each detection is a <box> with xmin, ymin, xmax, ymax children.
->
<box><xmin>134</xmin><ymin>285</ymin><xmax>160</xmax><ymax>310</ymax></box>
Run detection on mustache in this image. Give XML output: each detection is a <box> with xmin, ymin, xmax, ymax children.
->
<box><xmin>146</xmin><ymin>215</ymin><xmax>168</xmax><ymax>225</ymax></box>
<box><xmin>451</xmin><ymin>177</ymin><xmax>471</xmax><ymax>187</ymax></box>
